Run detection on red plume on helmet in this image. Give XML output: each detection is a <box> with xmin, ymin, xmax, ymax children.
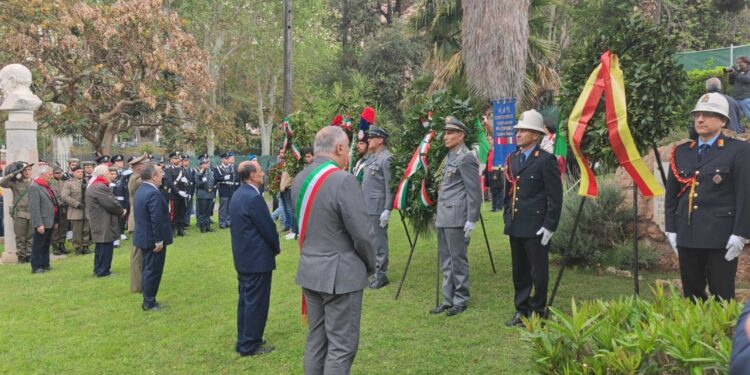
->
<box><xmin>331</xmin><ymin>115</ymin><xmax>343</xmax><ymax>126</ymax></box>
<box><xmin>358</xmin><ymin>106</ymin><xmax>376</xmax><ymax>142</ymax></box>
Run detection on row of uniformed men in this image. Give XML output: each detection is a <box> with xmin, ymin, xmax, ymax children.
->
<box><xmin>344</xmin><ymin>111</ymin><xmax>563</xmax><ymax>322</ymax></box>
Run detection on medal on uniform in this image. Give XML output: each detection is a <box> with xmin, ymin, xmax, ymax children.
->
<box><xmin>713</xmin><ymin>173</ymin><xmax>722</xmax><ymax>184</ymax></box>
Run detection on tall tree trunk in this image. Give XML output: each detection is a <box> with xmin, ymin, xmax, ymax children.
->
<box><xmin>102</xmin><ymin>126</ymin><xmax>118</xmax><ymax>155</ymax></box>
<box><xmin>462</xmin><ymin>0</ymin><xmax>530</xmax><ymax>101</ymax></box>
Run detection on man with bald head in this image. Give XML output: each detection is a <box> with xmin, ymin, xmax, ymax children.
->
<box><xmin>292</xmin><ymin>126</ymin><xmax>376</xmax><ymax>374</ymax></box>
<box><xmin>229</xmin><ymin>160</ymin><xmax>280</xmax><ymax>356</ymax></box>
<box><xmin>0</xmin><ymin>64</ymin><xmax>42</xmax><ymax>111</ymax></box>
<box><xmin>705</xmin><ymin>77</ymin><xmax>744</xmax><ymax>134</ymax></box>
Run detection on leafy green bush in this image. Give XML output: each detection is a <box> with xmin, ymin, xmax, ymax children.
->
<box><xmin>601</xmin><ymin>240</ymin><xmax>662</xmax><ymax>271</ymax></box>
<box><xmin>686</xmin><ymin>67</ymin><xmax>729</xmax><ymax>104</ymax></box>
<box><xmin>522</xmin><ymin>286</ymin><xmax>741</xmax><ymax>374</ymax></box>
<box><xmin>550</xmin><ymin>182</ymin><xmax>631</xmax><ymax>266</ymax></box>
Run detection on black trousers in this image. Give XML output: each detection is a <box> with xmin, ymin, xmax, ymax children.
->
<box><xmin>510</xmin><ymin>236</ymin><xmax>549</xmax><ymax>316</ymax></box>
<box><xmin>31</xmin><ymin>228</ymin><xmax>53</xmax><ymax>271</ymax></box>
<box><xmin>171</xmin><ymin>198</ymin><xmax>187</xmax><ymax>229</ymax></box>
<box><xmin>236</xmin><ymin>272</ymin><xmax>272</xmax><ymax>355</ymax></box>
<box><xmin>196</xmin><ymin>198</ymin><xmax>212</xmax><ymax>227</ymax></box>
<box><xmin>141</xmin><ymin>245</ymin><xmax>167</xmax><ymax>308</ymax></box>
<box><xmin>490</xmin><ymin>185</ymin><xmax>504</xmax><ymax>210</ymax></box>
<box><xmin>678</xmin><ymin>247</ymin><xmax>737</xmax><ymax>301</ymax></box>
<box><xmin>182</xmin><ymin>196</ymin><xmax>193</xmax><ymax>227</ymax></box>
<box><xmin>93</xmin><ymin>242</ymin><xmax>114</xmax><ymax>276</ymax></box>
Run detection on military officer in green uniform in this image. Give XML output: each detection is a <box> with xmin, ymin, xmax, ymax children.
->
<box><xmin>362</xmin><ymin>126</ymin><xmax>394</xmax><ymax>288</ymax></box>
<box><xmin>0</xmin><ymin>161</ymin><xmax>35</xmax><ymax>263</ymax></box>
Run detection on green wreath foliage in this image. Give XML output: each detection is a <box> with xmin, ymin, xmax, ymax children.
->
<box><xmin>558</xmin><ymin>1</ymin><xmax>687</xmax><ymax>169</ymax></box>
<box><xmin>390</xmin><ymin>87</ymin><xmax>484</xmax><ymax>237</ymax></box>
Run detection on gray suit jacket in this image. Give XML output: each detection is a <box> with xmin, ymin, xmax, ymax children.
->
<box><xmin>361</xmin><ymin>149</ymin><xmax>394</xmax><ymax>216</ymax></box>
<box><xmin>436</xmin><ymin>144</ymin><xmax>482</xmax><ymax>228</ymax></box>
<box><xmin>292</xmin><ymin>156</ymin><xmax>377</xmax><ymax>294</ymax></box>
<box><xmin>29</xmin><ymin>182</ymin><xmax>57</xmax><ymax>229</ymax></box>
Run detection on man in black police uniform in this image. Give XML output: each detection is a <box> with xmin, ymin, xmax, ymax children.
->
<box><xmin>503</xmin><ymin>109</ymin><xmax>563</xmax><ymax>327</ymax></box>
<box><xmin>180</xmin><ymin>154</ymin><xmax>195</xmax><ymax>231</ymax></box>
<box><xmin>665</xmin><ymin>93</ymin><xmax>750</xmax><ymax>301</ymax></box>
<box><xmin>112</xmin><ymin>155</ymin><xmax>129</xmax><ymax>239</ymax></box>
<box><xmin>214</xmin><ymin>152</ymin><xmax>239</xmax><ymax>228</ymax></box>
<box><xmin>164</xmin><ymin>152</ymin><xmax>190</xmax><ymax>236</ymax></box>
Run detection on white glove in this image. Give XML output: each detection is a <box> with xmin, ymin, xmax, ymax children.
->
<box><xmin>14</xmin><ymin>173</ymin><xmax>21</xmax><ymax>180</ymax></box>
<box><xmin>665</xmin><ymin>232</ymin><xmax>678</xmax><ymax>256</ymax></box>
<box><xmin>463</xmin><ymin>221</ymin><xmax>475</xmax><ymax>238</ymax></box>
<box><xmin>224</xmin><ymin>175</ymin><xmax>231</xmax><ymax>181</ymax></box>
<box><xmin>725</xmin><ymin>235</ymin><xmax>747</xmax><ymax>261</ymax></box>
<box><xmin>180</xmin><ymin>177</ymin><xmax>188</xmax><ymax>183</ymax></box>
<box><xmin>178</xmin><ymin>191</ymin><xmax>189</xmax><ymax>198</ymax></box>
<box><xmin>379</xmin><ymin>210</ymin><xmax>390</xmax><ymax>228</ymax></box>
<box><xmin>202</xmin><ymin>177</ymin><xmax>207</xmax><ymax>182</ymax></box>
<box><xmin>536</xmin><ymin>227</ymin><xmax>554</xmax><ymax>246</ymax></box>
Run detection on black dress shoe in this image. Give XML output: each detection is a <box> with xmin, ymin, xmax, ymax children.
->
<box><xmin>429</xmin><ymin>304</ymin><xmax>452</xmax><ymax>315</ymax></box>
<box><xmin>142</xmin><ymin>303</ymin><xmax>162</xmax><ymax>311</ymax></box>
<box><xmin>505</xmin><ymin>312</ymin><xmax>526</xmax><ymax>327</ymax></box>
<box><xmin>32</xmin><ymin>268</ymin><xmax>47</xmax><ymax>274</ymax></box>
<box><xmin>60</xmin><ymin>247</ymin><xmax>70</xmax><ymax>255</ymax></box>
<box><xmin>240</xmin><ymin>345</ymin><xmax>275</xmax><ymax>357</ymax></box>
<box><xmin>53</xmin><ymin>250</ymin><xmax>62</xmax><ymax>256</ymax></box>
<box><xmin>368</xmin><ymin>277</ymin><xmax>389</xmax><ymax>289</ymax></box>
<box><xmin>446</xmin><ymin>305</ymin><xmax>467</xmax><ymax>316</ymax></box>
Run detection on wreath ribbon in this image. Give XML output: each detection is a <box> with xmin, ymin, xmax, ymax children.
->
<box><xmin>567</xmin><ymin>51</ymin><xmax>664</xmax><ymax>198</ymax></box>
<box><xmin>394</xmin><ymin>129</ymin><xmax>435</xmax><ymax>210</ymax></box>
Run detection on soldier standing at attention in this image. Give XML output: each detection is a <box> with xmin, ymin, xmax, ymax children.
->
<box><xmin>502</xmin><ymin>110</ymin><xmax>563</xmax><ymax>327</ymax></box>
<box><xmin>362</xmin><ymin>126</ymin><xmax>394</xmax><ymax>289</ymax></box>
<box><xmin>61</xmin><ymin>165</ymin><xmax>91</xmax><ymax>255</ymax></box>
<box><xmin>0</xmin><ymin>161</ymin><xmax>35</xmax><ymax>263</ymax></box>
<box><xmin>214</xmin><ymin>153</ymin><xmax>238</xmax><ymax>229</ymax></box>
<box><xmin>430</xmin><ymin>116</ymin><xmax>482</xmax><ymax>317</ymax></box>
<box><xmin>50</xmin><ymin>166</ymin><xmax>70</xmax><ymax>255</ymax></box>
<box><xmin>165</xmin><ymin>152</ymin><xmax>189</xmax><ymax>236</ymax></box>
<box><xmin>666</xmin><ymin>93</ymin><xmax>750</xmax><ymax>301</ymax></box>
<box><xmin>194</xmin><ymin>156</ymin><xmax>215</xmax><ymax>233</ymax></box>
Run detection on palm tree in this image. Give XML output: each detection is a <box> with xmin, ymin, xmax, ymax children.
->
<box><xmin>411</xmin><ymin>0</ymin><xmax>558</xmax><ymax>109</ymax></box>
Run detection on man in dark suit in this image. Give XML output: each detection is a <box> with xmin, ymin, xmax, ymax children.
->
<box><xmin>731</xmin><ymin>300</ymin><xmax>750</xmax><ymax>374</ymax></box>
<box><xmin>291</xmin><ymin>126</ymin><xmax>377</xmax><ymax>374</ymax></box>
<box><xmin>503</xmin><ymin>109</ymin><xmax>563</xmax><ymax>326</ymax></box>
<box><xmin>164</xmin><ymin>152</ymin><xmax>189</xmax><ymax>236</ymax></box>
<box><xmin>133</xmin><ymin>162</ymin><xmax>174</xmax><ymax>311</ymax></box>
<box><xmin>229</xmin><ymin>160</ymin><xmax>280</xmax><ymax>357</ymax></box>
<box><xmin>665</xmin><ymin>93</ymin><xmax>750</xmax><ymax>301</ymax></box>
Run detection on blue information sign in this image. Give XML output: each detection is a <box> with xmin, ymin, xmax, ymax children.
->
<box><xmin>492</xmin><ymin>98</ymin><xmax>517</xmax><ymax>168</ymax></box>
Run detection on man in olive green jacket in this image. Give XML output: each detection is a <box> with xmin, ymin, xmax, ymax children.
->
<box><xmin>0</xmin><ymin>161</ymin><xmax>34</xmax><ymax>263</ymax></box>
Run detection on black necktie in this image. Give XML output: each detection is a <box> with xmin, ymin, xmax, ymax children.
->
<box><xmin>698</xmin><ymin>144</ymin><xmax>709</xmax><ymax>161</ymax></box>
<box><xmin>520</xmin><ymin>153</ymin><xmax>527</xmax><ymax>166</ymax></box>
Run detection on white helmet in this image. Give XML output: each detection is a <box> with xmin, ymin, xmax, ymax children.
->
<box><xmin>692</xmin><ymin>93</ymin><xmax>729</xmax><ymax>119</ymax></box>
<box><xmin>513</xmin><ymin>109</ymin><xmax>546</xmax><ymax>134</ymax></box>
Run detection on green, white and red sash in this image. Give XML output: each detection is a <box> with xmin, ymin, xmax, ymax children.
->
<box><xmin>393</xmin><ymin>130</ymin><xmax>435</xmax><ymax>210</ymax></box>
<box><xmin>295</xmin><ymin>160</ymin><xmax>340</xmax><ymax>321</ymax></box>
<box><xmin>296</xmin><ymin>160</ymin><xmax>340</xmax><ymax>247</ymax></box>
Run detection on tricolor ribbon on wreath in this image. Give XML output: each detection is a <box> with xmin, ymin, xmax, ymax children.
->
<box><xmin>567</xmin><ymin>51</ymin><xmax>664</xmax><ymax>198</ymax></box>
<box><xmin>281</xmin><ymin>117</ymin><xmax>301</xmax><ymax>160</ymax></box>
<box><xmin>393</xmin><ymin>129</ymin><xmax>436</xmax><ymax>209</ymax></box>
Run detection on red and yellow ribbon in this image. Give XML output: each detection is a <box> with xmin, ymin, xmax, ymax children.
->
<box><xmin>567</xmin><ymin>51</ymin><xmax>664</xmax><ymax>198</ymax></box>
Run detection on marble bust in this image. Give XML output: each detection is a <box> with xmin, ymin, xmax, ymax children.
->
<box><xmin>0</xmin><ymin>64</ymin><xmax>42</xmax><ymax>112</ymax></box>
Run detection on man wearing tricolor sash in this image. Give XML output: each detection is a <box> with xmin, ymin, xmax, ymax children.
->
<box><xmin>665</xmin><ymin>93</ymin><xmax>750</xmax><ymax>301</ymax></box>
<box><xmin>291</xmin><ymin>126</ymin><xmax>376</xmax><ymax>375</ymax></box>
<box><xmin>430</xmin><ymin>116</ymin><xmax>482</xmax><ymax>317</ymax></box>
<box><xmin>362</xmin><ymin>125</ymin><xmax>394</xmax><ymax>289</ymax></box>
<box><xmin>503</xmin><ymin>110</ymin><xmax>562</xmax><ymax>327</ymax></box>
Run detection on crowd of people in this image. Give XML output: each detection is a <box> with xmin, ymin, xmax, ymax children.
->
<box><xmin>5</xmin><ymin>77</ymin><xmax>750</xmax><ymax>372</ymax></box>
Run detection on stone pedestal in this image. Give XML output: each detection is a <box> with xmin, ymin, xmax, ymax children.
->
<box><xmin>0</xmin><ymin>110</ymin><xmax>38</xmax><ymax>264</ymax></box>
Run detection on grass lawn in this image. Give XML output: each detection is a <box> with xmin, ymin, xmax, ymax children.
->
<box><xmin>0</xmin><ymin>204</ymin><xmax>677</xmax><ymax>374</ymax></box>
